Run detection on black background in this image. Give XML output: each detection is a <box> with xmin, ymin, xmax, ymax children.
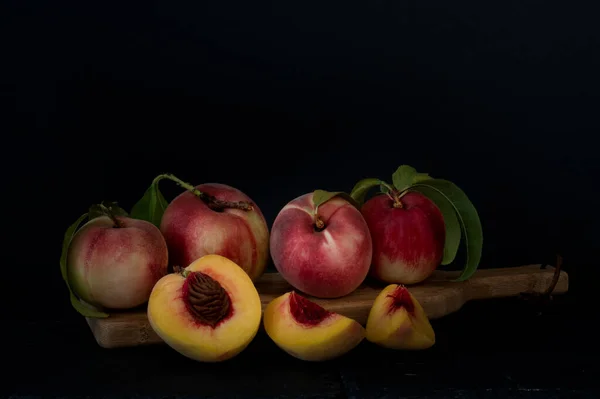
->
<box><xmin>2</xmin><ymin>0</ymin><xmax>600</xmax><ymax>397</ymax></box>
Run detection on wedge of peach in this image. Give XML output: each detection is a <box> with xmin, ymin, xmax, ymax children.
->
<box><xmin>147</xmin><ymin>254</ymin><xmax>262</xmax><ymax>362</ymax></box>
<box><xmin>263</xmin><ymin>291</ymin><xmax>365</xmax><ymax>361</ymax></box>
<box><xmin>365</xmin><ymin>284</ymin><xmax>435</xmax><ymax>350</ymax></box>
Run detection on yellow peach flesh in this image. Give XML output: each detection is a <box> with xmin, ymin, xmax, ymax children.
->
<box><xmin>147</xmin><ymin>254</ymin><xmax>262</xmax><ymax>362</ymax></box>
<box><xmin>365</xmin><ymin>284</ymin><xmax>435</xmax><ymax>350</ymax></box>
<box><xmin>263</xmin><ymin>292</ymin><xmax>365</xmax><ymax>361</ymax></box>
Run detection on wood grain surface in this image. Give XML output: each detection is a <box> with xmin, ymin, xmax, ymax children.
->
<box><xmin>86</xmin><ymin>264</ymin><xmax>568</xmax><ymax>348</ymax></box>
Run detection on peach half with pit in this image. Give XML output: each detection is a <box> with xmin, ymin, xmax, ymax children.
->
<box><xmin>365</xmin><ymin>284</ymin><xmax>435</xmax><ymax>350</ymax></box>
<box><xmin>147</xmin><ymin>254</ymin><xmax>262</xmax><ymax>362</ymax></box>
<box><xmin>263</xmin><ymin>291</ymin><xmax>365</xmax><ymax>361</ymax></box>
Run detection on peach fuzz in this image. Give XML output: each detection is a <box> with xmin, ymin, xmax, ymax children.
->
<box><xmin>361</xmin><ymin>192</ymin><xmax>445</xmax><ymax>284</ymax></box>
<box><xmin>263</xmin><ymin>291</ymin><xmax>365</xmax><ymax>361</ymax></box>
<box><xmin>270</xmin><ymin>192</ymin><xmax>372</xmax><ymax>298</ymax></box>
<box><xmin>160</xmin><ymin>183</ymin><xmax>269</xmax><ymax>281</ymax></box>
<box><xmin>147</xmin><ymin>254</ymin><xmax>262</xmax><ymax>363</ymax></box>
<box><xmin>66</xmin><ymin>215</ymin><xmax>168</xmax><ymax>309</ymax></box>
<box><xmin>365</xmin><ymin>284</ymin><xmax>435</xmax><ymax>350</ymax></box>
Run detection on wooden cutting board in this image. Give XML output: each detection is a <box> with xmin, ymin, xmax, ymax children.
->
<box><xmin>86</xmin><ymin>264</ymin><xmax>568</xmax><ymax>349</ymax></box>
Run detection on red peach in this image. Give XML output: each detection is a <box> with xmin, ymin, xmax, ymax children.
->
<box><xmin>270</xmin><ymin>192</ymin><xmax>372</xmax><ymax>298</ymax></box>
<box><xmin>160</xmin><ymin>183</ymin><xmax>269</xmax><ymax>281</ymax></box>
<box><xmin>361</xmin><ymin>191</ymin><xmax>445</xmax><ymax>284</ymax></box>
<box><xmin>66</xmin><ymin>215</ymin><xmax>169</xmax><ymax>309</ymax></box>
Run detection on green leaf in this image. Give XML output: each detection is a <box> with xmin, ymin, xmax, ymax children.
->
<box><xmin>350</xmin><ymin>178</ymin><xmax>389</xmax><ymax>206</ymax></box>
<box><xmin>392</xmin><ymin>165</ymin><xmax>435</xmax><ymax>191</ymax></box>
<box><xmin>88</xmin><ymin>201</ymin><xmax>128</xmax><ymax>220</ymax></box>
<box><xmin>413</xmin><ymin>172</ymin><xmax>433</xmax><ymax>184</ymax></box>
<box><xmin>60</xmin><ymin>213</ymin><xmax>109</xmax><ymax>318</ymax></box>
<box><xmin>392</xmin><ymin>165</ymin><xmax>418</xmax><ymax>192</ymax></box>
<box><xmin>130</xmin><ymin>179</ymin><xmax>169</xmax><ymax>227</ymax></box>
<box><xmin>412</xmin><ymin>179</ymin><xmax>483</xmax><ymax>281</ymax></box>
<box><xmin>409</xmin><ymin>185</ymin><xmax>461</xmax><ymax>265</ymax></box>
<box><xmin>313</xmin><ymin>189</ymin><xmax>361</xmax><ymax>211</ymax></box>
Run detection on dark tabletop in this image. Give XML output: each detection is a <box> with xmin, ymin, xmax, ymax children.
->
<box><xmin>4</xmin><ymin>291</ymin><xmax>598</xmax><ymax>399</ymax></box>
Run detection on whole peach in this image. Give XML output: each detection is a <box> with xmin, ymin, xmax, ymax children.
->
<box><xmin>160</xmin><ymin>183</ymin><xmax>269</xmax><ymax>281</ymax></box>
<box><xmin>361</xmin><ymin>191</ymin><xmax>445</xmax><ymax>284</ymax></box>
<box><xmin>66</xmin><ymin>215</ymin><xmax>169</xmax><ymax>309</ymax></box>
<box><xmin>270</xmin><ymin>192</ymin><xmax>372</xmax><ymax>298</ymax></box>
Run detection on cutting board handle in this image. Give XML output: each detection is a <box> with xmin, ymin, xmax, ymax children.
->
<box><xmin>426</xmin><ymin>263</ymin><xmax>567</xmax><ymax>299</ymax></box>
<box><xmin>408</xmin><ymin>263</ymin><xmax>568</xmax><ymax>319</ymax></box>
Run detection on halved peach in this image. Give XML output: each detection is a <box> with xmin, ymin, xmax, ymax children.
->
<box><xmin>263</xmin><ymin>291</ymin><xmax>365</xmax><ymax>361</ymax></box>
<box><xmin>147</xmin><ymin>254</ymin><xmax>262</xmax><ymax>362</ymax></box>
<box><xmin>365</xmin><ymin>284</ymin><xmax>435</xmax><ymax>350</ymax></box>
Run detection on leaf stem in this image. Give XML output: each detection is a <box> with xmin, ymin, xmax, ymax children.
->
<box><xmin>397</xmin><ymin>190</ymin><xmax>409</xmax><ymax>199</ymax></box>
<box><xmin>99</xmin><ymin>203</ymin><xmax>125</xmax><ymax>228</ymax></box>
<box><xmin>380</xmin><ymin>181</ymin><xmax>396</xmax><ymax>193</ymax></box>
<box><xmin>157</xmin><ymin>173</ymin><xmax>254</xmax><ymax>212</ymax></box>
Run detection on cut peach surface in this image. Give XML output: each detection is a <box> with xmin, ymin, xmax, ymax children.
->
<box><xmin>147</xmin><ymin>254</ymin><xmax>262</xmax><ymax>362</ymax></box>
<box><xmin>263</xmin><ymin>291</ymin><xmax>365</xmax><ymax>361</ymax></box>
<box><xmin>365</xmin><ymin>284</ymin><xmax>435</xmax><ymax>350</ymax></box>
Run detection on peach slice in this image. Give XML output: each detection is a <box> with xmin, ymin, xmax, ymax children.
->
<box><xmin>365</xmin><ymin>284</ymin><xmax>435</xmax><ymax>350</ymax></box>
<box><xmin>263</xmin><ymin>291</ymin><xmax>365</xmax><ymax>361</ymax></box>
<box><xmin>147</xmin><ymin>254</ymin><xmax>262</xmax><ymax>362</ymax></box>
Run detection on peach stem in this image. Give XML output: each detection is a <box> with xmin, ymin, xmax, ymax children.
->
<box><xmin>391</xmin><ymin>190</ymin><xmax>404</xmax><ymax>209</ymax></box>
<box><xmin>314</xmin><ymin>214</ymin><xmax>325</xmax><ymax>231</ymax></box>
<box><xmin>98</xmin><ymin>203</ymin><xmax>125</xmax><ymax>228</ymax></box>
<box><xmin>173</xmin><ymin>265</ymin><xmax>190</xmax><ymax>277</ymax></box>
<box><xmin>156</xmin><ymin>173</ymin><xmax>254</xmax><ymax>212</ymax></box>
